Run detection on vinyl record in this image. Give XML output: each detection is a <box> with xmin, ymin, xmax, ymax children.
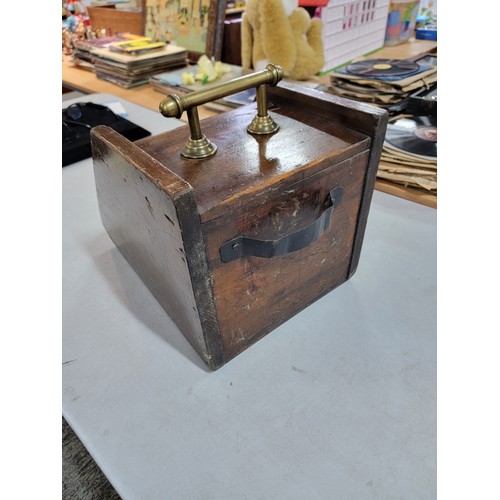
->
<box><xmin>385</xmin><ymin>116</ymin><xmax>437</xmax><ymax>158</ymax></box>
<box><xmin>346</xmin><ymin>58</ymin><xmax>420</xmax><ymax>77</ymax></box>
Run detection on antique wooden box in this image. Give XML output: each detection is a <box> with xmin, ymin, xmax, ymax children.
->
<box><xmin>91</xmin><ymin>66</ymin><xmax>387</xmax><ymax>370</ymax></box>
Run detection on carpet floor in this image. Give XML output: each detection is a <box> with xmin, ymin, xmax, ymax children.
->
<box><xmin>62</xmin><ymin>418</ymin><xmax>121</xmax><ymax>500</ymax></box>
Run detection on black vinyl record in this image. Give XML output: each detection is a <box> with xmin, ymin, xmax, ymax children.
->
<box><xmin>346</xmin><ymin>58</ymin><xmax>420</xmax><ymax>77</ymax></box>
<box><xmin>385</xmin><ymin>115</ymin><xmax>437</xmax><ymax>158</ymax></box>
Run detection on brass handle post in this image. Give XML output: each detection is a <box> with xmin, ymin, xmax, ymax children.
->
<box><xmin>159</xmin><ymin>64</ymin><xmax>284</xmax><ymax>159</ymax></box>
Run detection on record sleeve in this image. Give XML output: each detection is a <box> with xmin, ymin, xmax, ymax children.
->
<box><xmin>346</xmin><ymin>59</ymin><xmax>420</xmax><ymax>78</ymax></box>
<box><xmin>385</xmin><ymin>115</ymin><xmax>437</xmax><ymax>159</ymax></box>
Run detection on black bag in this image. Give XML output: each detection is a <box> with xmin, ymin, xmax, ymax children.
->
<box><xmin>62</xmin><ymin>101</ymin><xmax>151</xmax><ymax>167</ymax></box>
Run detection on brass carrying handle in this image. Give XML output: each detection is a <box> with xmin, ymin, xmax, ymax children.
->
<box><xmin>159</xmin><ymin>64</ymin><xmax>284</xmax><ymax>160</ymax></box>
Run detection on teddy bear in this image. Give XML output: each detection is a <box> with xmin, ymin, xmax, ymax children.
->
<box><xmin>241</xmin><ymin>0</ymin><xmax>325</xmax><ymax>81</ymax></box>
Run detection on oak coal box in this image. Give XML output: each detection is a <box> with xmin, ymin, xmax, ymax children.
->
<box><xmin>91</xmin><ymin>65</ymin><xmax>387</xmax><ymax>370</ymax></box>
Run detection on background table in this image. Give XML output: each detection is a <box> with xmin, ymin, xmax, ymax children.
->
<box><xmin>63</xmin><ymin>93</ymin><xmax>436</xmax><ymax>500</ymax></box>
<box><xmin>63</xmin><ymin>39</ymin><xmax>437</xmax><ymax>209</ymax></box>
<box><xmin>62</xmin><ymin>39</ymin><xmax>437</xmax><ymax>114</ymax></box>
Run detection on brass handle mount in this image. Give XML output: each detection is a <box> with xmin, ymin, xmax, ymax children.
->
<box><xmin>159</xmin><ymin>64</ymin><xmax>284</xmax><ymax>160</ymax></box>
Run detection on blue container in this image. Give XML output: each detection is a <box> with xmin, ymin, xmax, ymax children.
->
<box><xmin>416</xmin><ymin>23</ymin><xmax>437</xmax><ymax>40</ymax></box>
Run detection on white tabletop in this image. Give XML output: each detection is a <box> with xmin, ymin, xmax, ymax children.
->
<box><xmin>62</xmin><ymin>94</ymin><xmax>436</xmax><ymax>500</ymax></box>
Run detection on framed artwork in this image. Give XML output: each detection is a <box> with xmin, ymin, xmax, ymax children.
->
<box><xmin>143</xmin><ymin>0</ymin><xmax>226</xmax><ymax>62</ymax></box>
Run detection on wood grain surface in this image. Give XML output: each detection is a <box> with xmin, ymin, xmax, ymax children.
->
<box><xmin>90</xmin><ymin>83</ymin><xmax>387</xmax><ymax>369</ymax></box>
<box><xmin>205</xmin><ymin>150</ymin><xmax>370</xmax><ymax>360</ymax></box>
<box><xmin>91</xmin><ymin>126</ymin><xmax>223</xmax><ymax>368</ymax></box>
<box><xmin>138</xmin><ymin>105</ymin><xmax>370</xmax><ymax>222</ymax></box>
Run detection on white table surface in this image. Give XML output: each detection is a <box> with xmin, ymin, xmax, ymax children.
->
<box><xmin>62</xmin><ymin>94</ymin><xmax>437</xmax><ymax>500</ymax></box>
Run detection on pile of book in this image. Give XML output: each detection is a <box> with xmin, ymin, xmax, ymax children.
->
<box><xmin>328</xmin><ymin>55</ymin><xmax>437</xmax><ymax>115</ymax></box>
<box><xmin>73</xmin><ymin>34</ymin><xmax>188</xmax><ymax>88</ymax></box>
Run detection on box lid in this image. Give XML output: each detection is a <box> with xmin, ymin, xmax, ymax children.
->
<box><xmin>138</xmin><ymin>102</ymin><xmax>370</xmax><ymax>223</ymax></box>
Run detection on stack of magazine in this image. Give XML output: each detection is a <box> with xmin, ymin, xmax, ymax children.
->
<box><xmin>72</xmin><ymin>33</ymin><xmax>144</xmax><ymax>70</ymax></box>
<box><xmin>93</xmin><ymin>41</ymin><xmax>188</xmax><ymax>88</ymax></box>
<box><xmin>73</xmin><ymin>34</ymin><xmax>188</xmax><ymax>88</ymax></box>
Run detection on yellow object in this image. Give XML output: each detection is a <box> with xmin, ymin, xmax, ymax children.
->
<box><xmin>195</xmin><ymin>55</ymin><xmax>231</xmax><ymax>84</ymax></box>
<box><xmin>241</xmin><ymin>0</ymin><xmax>325</xmax><ymax>81</ymax></box>
<box><xmin>181</xmin><ymin>72</ymin><xmax>196</xmax><ymax>86</ymax></box>
<box><xmin>110</xmin><ymin>38</ymin><xmax>166</xmax><ymax>53</ymax></box>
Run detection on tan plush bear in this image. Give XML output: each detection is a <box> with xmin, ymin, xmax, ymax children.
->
<box><xmin>241</xmin><ymin>0</ymin><xmax>325</xmax><ymax>81</ymax></box>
